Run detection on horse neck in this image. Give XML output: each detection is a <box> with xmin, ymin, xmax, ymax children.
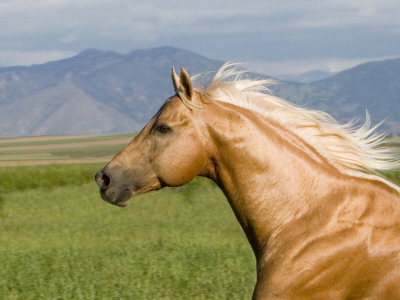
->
<box><xmin>204</xmin><ymin>101</ymin><xmax>342</xmax><ymax>256</ymax></box>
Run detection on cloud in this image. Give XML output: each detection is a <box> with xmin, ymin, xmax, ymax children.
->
<box><xmin>0</xmin><ymin>0</ymin><xmax>399</xmax><ymax>73</ymax></box>
<box><xmin>0</xmin><ymin>50</ymin><xmax>76</xmax><ymax>67</ymax></box>
<box><xmin>2</xmin><ymin>1</ymin><xmax>397</xmax><ymax>40</ymax></box>
<box><xmin>59</xmin><ymin>32</ymin><xmax>79</xmax><ymax>44</ymax></box>
<box><xmin>245</xmin><ymin>56</ymin><xmax>399</xmax><ymax>77</ymax></box>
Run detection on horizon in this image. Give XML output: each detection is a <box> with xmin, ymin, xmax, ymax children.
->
<box><xmin>1</xmin><ymin>46</ymin><xmax>399</xmax><ymax>80</ymax></box>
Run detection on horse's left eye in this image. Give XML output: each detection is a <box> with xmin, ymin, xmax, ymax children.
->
<box><xmin>156</xmin><ymin>124</ymin><xmax>171</xmax><ymax>134</ymax></box>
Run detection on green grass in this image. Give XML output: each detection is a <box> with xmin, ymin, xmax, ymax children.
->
<box><xmin>0</xmin><ymin>163</ymin><xmax>255</xmax><ymax>299</ymax></box>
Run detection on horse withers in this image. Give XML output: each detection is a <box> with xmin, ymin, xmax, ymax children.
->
<box><xmin>96</xmin><ymin>64</ymin><xmax>400</xmax><ymax>299</ymax></box>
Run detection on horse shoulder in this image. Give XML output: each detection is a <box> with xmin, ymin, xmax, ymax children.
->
<box><xmin>255</xmin><ymin>176</ymin><xmax>400</xmax><ymax>299</ymax></box>
<box><xmin>336</xmin><ymin>177</ymin><xmax>400</xmax><ymax>231</ymax></box>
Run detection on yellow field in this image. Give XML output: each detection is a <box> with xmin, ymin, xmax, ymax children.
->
<box><xmin>0</xmin><ymin>133</ymin><xmax>134</xmax><ymax>166</ymax></box>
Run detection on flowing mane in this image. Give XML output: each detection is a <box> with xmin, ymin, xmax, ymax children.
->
<box><xmin>194</xmin><ymin>63</ymin><xmax>399</xmax><ymax>185</ymax></box>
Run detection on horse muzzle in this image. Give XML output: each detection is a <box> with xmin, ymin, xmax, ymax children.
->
<box><xmin>95</xmin><ymin>169</ymin><xmax>133</xmax><ymax>207</ymax></box>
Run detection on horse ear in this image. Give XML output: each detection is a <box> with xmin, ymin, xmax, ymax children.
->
<box><xmin>171</xmin><ymin>67</ymin><xmax>180</xmax><ymax>92</ymax></box>
<box><xmin>171</xmin><ymin>66</ymin><xmax>201</xmax><ymax>109</ymax></box>
<box><xmin>179</xmin><ymin>67</ymin><xmax>194</xmax><ymax>100</ymax></box>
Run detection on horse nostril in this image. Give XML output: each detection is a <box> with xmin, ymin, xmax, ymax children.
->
<box><xmin>95</xmin><ymin>170</ymin><xmax>111</xmax><ymax>190</ymax></box>
<box><xmin>101</xmin><ymin>173</ymin><xmax>110</xmax><ymax>188</ymax></box>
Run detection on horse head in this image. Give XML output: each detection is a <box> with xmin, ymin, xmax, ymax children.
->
<box><xmin>95</xmin><ymin>68</ymin><xmax>212</xmax><ymax>207</ymax></box>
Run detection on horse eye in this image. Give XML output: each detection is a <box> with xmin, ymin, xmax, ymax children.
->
<box><xmin>156</xmin><ymin>124</ymin><xmax>171</xmax><ymax>134</ymax></box>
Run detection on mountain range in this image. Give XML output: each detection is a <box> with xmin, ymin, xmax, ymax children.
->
<box><xmin>273</xmin><ymin>58</ymin><xmax>400</xmax><ymax>133</ymax></box>
<box><xmin>0</xmin><ymin>46</ymin><xmax>399</xmax><ymax>137</ymax></box>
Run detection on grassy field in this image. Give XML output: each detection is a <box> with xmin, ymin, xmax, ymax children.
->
<box><xmin>0</xmin><ymin>135</ymin><xmax>255</xmax><ymax>299</ymax></box>
<box><xmin>2</xmin><ymin>134</ymin><xmax>400</xmax><ymax>300</ymax></box>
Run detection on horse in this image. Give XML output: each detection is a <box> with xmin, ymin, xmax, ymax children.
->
<box><xmin>95</xmin><ymin>63</ymin><xmax>400</xmax><ymax>299</ymax></box>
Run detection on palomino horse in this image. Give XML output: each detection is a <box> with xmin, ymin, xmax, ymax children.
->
<box><xmin>96</xmin><ymin>63</ymin><xmax>400</xmax><ymax>299</ymax></box>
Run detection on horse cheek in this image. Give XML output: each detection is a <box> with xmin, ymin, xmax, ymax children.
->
<box><xmin>157</xmin><ymin>147</ymin><xmax>205</xmax><ymax>187</ymax></box>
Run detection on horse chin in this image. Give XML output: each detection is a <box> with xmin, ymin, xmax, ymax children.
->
<box><xmin>100</xmin><ymin>188</ymin><xmax>133</xmax><ymax>207</ymax></box>
<box><xmin>113</xmin><ymin>199</ymin><xmax>130</xmax><ymax>207</ymax></box>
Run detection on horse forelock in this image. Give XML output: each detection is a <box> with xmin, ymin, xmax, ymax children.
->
<box><xmin>191</xmin><ymin>63</ymin><xmax>400</xmax><ymax>189</ymax></box>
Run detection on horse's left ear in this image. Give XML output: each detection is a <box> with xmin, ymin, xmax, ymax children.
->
<box><xmin>179</xmin><ymin>67</ymin><xmax>194</xmax><ymax>100</ymax></box>
<box><xmin>171</xmin><ymin>67</ymin><xmax>201</xmax><ymax>109</ymax></box>
<box><xmin>171</xmin><ymin>67</ymin><xmax>195</xmax><ymax>100</ymax></box>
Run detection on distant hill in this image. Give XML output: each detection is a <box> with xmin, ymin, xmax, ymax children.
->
<box><xmin>0</xmin><ymin>47</ymin><xmax>399</xmax><ymax>137</ymax></box>
<box><xmin>0</xmin><ymin>47</ymin><xmax>223</xmax><ymax>137</ymax></box>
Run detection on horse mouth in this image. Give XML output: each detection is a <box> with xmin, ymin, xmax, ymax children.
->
<box><xmin>100</xmin><ymin>188</ymin><xmax>133</xmax><ymax>207</ymax></box>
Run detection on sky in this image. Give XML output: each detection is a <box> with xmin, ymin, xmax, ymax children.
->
<box><xmin>1</xmin><ymin>0</ymin><xmax>400</xmax><ymax>76</ymax></box>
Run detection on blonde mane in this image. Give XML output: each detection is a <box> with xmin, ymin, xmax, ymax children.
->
<box><xmin>193</xmin><ymin>63</ymin><xmax>400</xmax><ymax>188</ymax></box>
